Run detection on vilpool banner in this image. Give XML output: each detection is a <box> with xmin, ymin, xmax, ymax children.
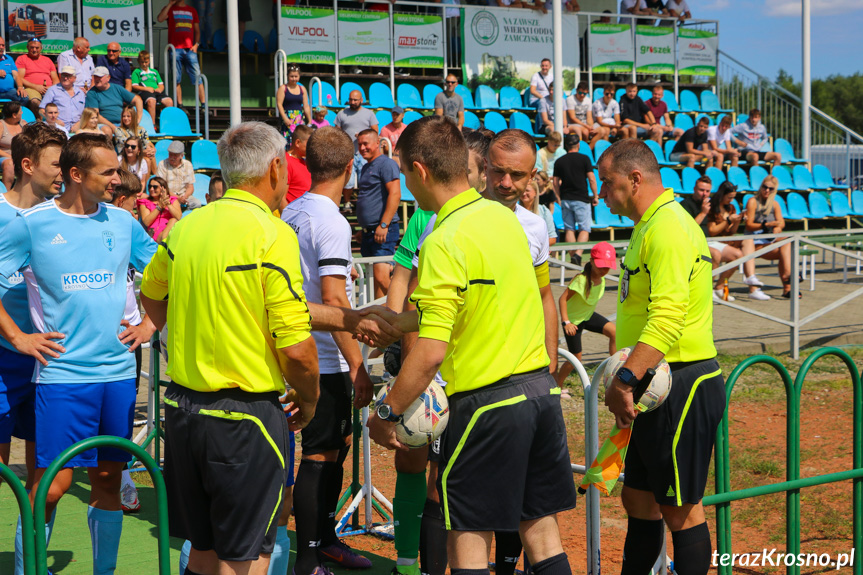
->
<box><xmin>279</xmin><ymin>6</ymin><xmax>336</xmax><ymax>65</ymax></box>
<box><xmin>461</xmin><ymin>7</ymin><xmax>578</xmax><ymax>88</ymax></box>
<box><xmin>393</xmin><ymin>13</ymin><xmax>443</xmax><ymax>68</ymax></box>
<box><xmin>635</xmin><ymin>25</ymin><xmax>673</xmax><ymax>74</ymax></box>
<box><xmin>83</xmin><ymin>0</ymin><xmax>146</xmax><ymax>57</ymax></box>
<box><xmin>6</xmin><ymin>0</ymin><xmax>74</xmax><ymax>53</ymax></box>
<box><xmin>678</xmin><ymin>29</ymin><xmax>717</xmax><ymax>76</ymax></box>
<box><xmin>589</xmin><ymin>23</ymin><xmax>633</xmax><ymax>73</ymax></box>
<box><xmin>338</xmin><ymin>10</ymin><xmax>390</xmax><ymax>67</ymax></box>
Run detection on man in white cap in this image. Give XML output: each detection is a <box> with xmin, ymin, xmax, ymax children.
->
<box><xmin>157</xmin><ymin>140</ymin><xmax>201</xmax><ymax>209</ymax></box>
<box><xmin>40</xmin><ymin>66</ymin><xmax>87</xmax><ymax>129</ymax></box>
<box><xmin>85</xmin><ymin>66</ymin><xmax>142</xmax><ymax>127</ymax></box>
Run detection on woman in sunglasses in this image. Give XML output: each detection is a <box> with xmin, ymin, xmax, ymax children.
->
<box><xmin>741</xmin><ymin>175</ymin><xmax>796</xmax><ymax>299</ymax></box>
<box><xmin>119</xmin><ymin>137</ymin><xmax>153</xmax><ymax>188</ymax></box>
<box><xmin>113</xmin><ymin>105</ymin><xmax>152</xmax><ymax>155</ymax></box>
<box><xmin>136</xmin><ymin>176</ymin><xmax>181</xmax><ymax>241</ymax></box>
<box><xmin>275</xmin><ymin>64</ymin><xmax>311</xmax><ymax>145</ymax></box>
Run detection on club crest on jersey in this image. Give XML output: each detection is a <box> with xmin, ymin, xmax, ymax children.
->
<box><xmin>102</xmin><ymin>231</ymin><xmax>115</xmax><ymax>251</ymax></box>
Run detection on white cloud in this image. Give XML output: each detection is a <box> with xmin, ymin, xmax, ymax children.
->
<box><xmin>765</xmin><ymin>0</ymin><xmax>863</xmax><ymax>17</ymax></box>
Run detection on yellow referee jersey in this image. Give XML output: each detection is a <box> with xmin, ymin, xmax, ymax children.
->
<box><xmin>617</xmin><ymin>189</ymin><xmax>716</xmax><ymax>363</ymax></box>
<box><xmin>409</xmin><ymin>189</ymin><xmax>549</xmax><ymax>394</ymax></box>
<box><xmin>140</xmin><ymin>189</ymin><xmax>312</xmax><ymax>393</ymax></box>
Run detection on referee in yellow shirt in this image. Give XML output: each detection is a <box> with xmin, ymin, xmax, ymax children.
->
<box><xmin>367</xmin><ymin>116</ymin><xmax>576</xmax><ymax>575</ymax></box>
<box><xmin>599</xmin><ymin>140</ymin><xmax>725</xmax><ymax>575</ymax></box>
<box><xmin>141</xmin><ymin>122</ymin><xmax>400</xmax><ymax>575</ymax></box>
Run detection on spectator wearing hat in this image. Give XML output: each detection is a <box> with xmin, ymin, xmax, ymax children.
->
<box><xmin>156</xmin><ymin>140</ymin><xmax>201</xmax><ymax>209</ymax></box>
<box><xmin>57</xmin><ymin>37</ymin><xmax>95</xmax><ymax>91</ymax></box>
<box><xmin>15</xmin><ymin>38</ymin><xmax>59</xmax><ymax>113</ymax></box>
<box><xmin>96</xmin><ymin>42</ymin><xmax>132</xmax><ymax>91</ymax></box>
<box><xmin>0</xmin><ymin>37</ymin><xmax>29</xmax><ymax>105</ymax></box>
<box><xmin>380</xmin><ymin>106</ymin><xmax>406</xmax><ymax>160</ymax></box>
<box><xmin>85</xmin><ymin>66</ymin><xmax>143</xmax><ymax>126</ymax></box>
<box><xmin>40</xmin><ymin>66</ymin><xmax>87</xmax><ymax>128</ymax></box>
<box><xmin>131</xmin><ymin>50</ymin><xmax>173</xmax><ymax>129</ymax></box>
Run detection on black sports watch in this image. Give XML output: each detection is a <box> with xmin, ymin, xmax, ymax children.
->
<box><xmin>375</xmin><ymin>402</ymin><xmax>402</xmax><ymax>422</ymax></box>
<box><xmin>615</xmin><ymin>367</ymin><xmax>638</xmax><ymax>389</ymax></box>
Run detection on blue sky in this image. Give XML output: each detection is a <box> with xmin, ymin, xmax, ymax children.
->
<box><xmin>695</xmin><ymin>0</ymin><xmax>863</xmax><ymax>81</ymax></box>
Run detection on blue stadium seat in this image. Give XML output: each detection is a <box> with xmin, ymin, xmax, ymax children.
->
<box><xmin>552</xmin><ymin>203</ymin><xmax>564</xmax><ymax>231</ymax></box>
<box><xmin>325</xmin><ymin>110</ymin><xmax>336</xmax><ymax>125</ymax></box>
<box><xmin>731</xmin><ymin>199</ymin><xmax>741</xmax><ymax>213</ymax></box>
<box><xmin>578</xmin><ymin>141</ymin><xmax>596</xmax><ymax>165</ymax></box>
<box><xmin>681</xmin><ymin>167</ymin><xmax>701</xmax><ymax>194</ymax></box>
<box><xmin>340</xmin><ymin>82</ymin><xmax>365</xmax><ymax>106</ymax></box>
<box><xmin>593</xmin><ymin>88</ymin><xmax>604</xmax><ymax>101</ymax></box>
<box><xmin>593</xmin><ymin>140</ymin><xmax>611</xmax><ymax>162</ymax></box>
<box><xmin>211</xmin><ymin>29</ymin><xmax>227</xmax><ymax>52</ymax></box>
<box><xmin>241</xmin><ymin>30</ymin><xmax>267</xmax><ymax>53</ymax></box>
<box><xmin>695</xmin><ymin>113</ymin><xmax>714</xmax><ymax>126</ymax></box>
<box><xmin>423</xmin><ymin>84</ymin><xmax>442</xmax><ymax>109</ymax></box>
<box><xmin>828</xmin><ymin>192</ymin><xmax>852</xmax><ymax>217</ymax></box>
<box><xmin>774</xmin><ymin>138</ymin><xmax>806</xmax><ymax>164</ymax></box>
<box><xmin>155</xmin><ymin>139</ymin><xmax>172</xmax><ymax>164</ymax></box>
<box><xmin>736</xmin><ymin>113</ymin><xmax>749</xmax><ymax>125</ymax></box>
<box><xmin>620</xmin><ymin>215</ymin><xmax>635</xmax><ymax>226</ymax></box>
<box><xmin>748</xmin><ymin>166</ymin><xmax>769</xmax><ymax>191</ymax></box>
<box><xmin>158</xmin><ymin>107</ymin><xmax>202</xmax><ymax>138</ymax></box>
<box><xmin>705</xmin><ymin>167</ymin><xmax>725</xmax><ymax>192</ymax></box>
<box><xmin>509</xmin><ymin>112</ymin><xmax>543</xmax><ymax>137</ymax></box>
<box><xmin>615</xmin><ymin>88</ymin><xmax>626</xmax><ymax>100</ymax></box>
<box><xmin>375</xmin><ymin>110</ymin><xmax>393</xmax><ymax>129</ymax></box>
<box><xmin>675</xmin><ymin>114</ymin><xmax>694</xmax><ymax>131</ymax></box>
<box><xmin>660</xmin><ymin>167</ymin><xmax>683</xmax><ymax>194</ymax></box>
<box><xmin>775</xmin><ymin>195</ymin><xmax>789</xmax><ymax>218</ymax></box>
<box><xmin>638</xmin><ymin>89</ymin><xmax>652</xmax><ymax>102</ymax></box>
<box><xmin>853</xmin><ymin>191</ymin><xmax>863</xmax><ymax>215</ymax></box>
<box><xmin>773</xmin><ymin>166</ymin><xmax>806</xmax><ymax>191</ymax></box>
<box><xmin>813</xmin><ymin>164</ymin><xmax>842</xmax><ymax>190</ymax></box>
<box><xmin>463</xmin><ymin>110</ymin><xmax>481</xmax><ymax>130</ymax></box>
<box><xmin>399</xmin><ymin>173</ymin><xmax>414</xmax><ymax>202</ymax></box>
<box><xmin>662</xmin><ymin>91</ymin><xmax>680</xmax><ymax>112</ymax></box>
<box><xmin>369</xmin><ymin>83</ymin><xmax>395</xmax><ymax>109</ymax></box>
<box><xmin>191</xmin><ymin>140</ymin><xmax>219</xmax><ymax>171</ymax></box>
<box><xmin>310</xmin><ymin>80</ymin><xmax>338</xmax><ymax>108</ymax></box>
<box><xmin>663</xmin><ymin>140</ymin><xmax>677</xmax><ymax>164</ymax></box>
<box><xmin>807</xmin><ymin>192</ymin><xmax>832</xmax><ymax>219</ymax></box>
<box><xmin>785</xmin><ymin>192</ymin><xmax>812</xmax><ymax>220</ymax></box>
<box><xmin>139</xmin><ymin>111</ymin><xmax>163</xmax><ymax>138</ymax></box>
<box><xmin>403</xmin><ymin>110</ymin><xmax>423</xmax><ymax>125</ymax></box>
<box><xmin>396</xmin><ymin>84</ymin><xmax>426</xmax><ymax>110</ymax></box>
<box><xmin>792</xmin><ymin>165</ymin><xmax>818</xmax><ymax>191</ymax></box>
<box><xmin>193</xmin><ymin>174</ymin><xmax>210</xmax><ymax>203</ymax></box>
<box><xmin>267</xmin><ymin>28</ymin><xmax>278</xmax><ymax>53</ymax></box>
<box><xmin>454</xmin><ymin>84</ymin><xmax>478</xmax><ymax>110</ymax></box>
<box><xmin>475</xmin><ymin>85</ymin><xmax>499</xmax><ymax>110</ymax></box>
<box><xmin>499</xmin><ymin>86</ymin><xmax>531</xmax><ymax>111</ymax></box>
<box><xmin>679</xmin><ymin>90</ymin><xmax>703</xmax><ymax>113</ymax></box>
<box><xmin>742</xmin><ymin>194</ymin><xmax>754</xmax><ymax>210</ymax></box>
<box><xmin>21</xmin><ymin>107</ymin><xmax>35</xmax><ymax>123</ymax></box>
<box><xmin>594</xmin><ymin>199</ymin><xmax>625</xmax><ymax>228</ymax></box>
<box><xmin>645</xmin><ymin>140</ymin><xmax>674</xmax><ymax>166</ymax></box>
<box><xmin>483</xmin><ymin>111</ymin><xmax>506</xmax><ymax>133</ymax></box>
<box><xmin>700</xmin><ymin>91</ymin><xmax>733</xmax><ymax>113</ymax></box>
<box><xmin>726</xmin><ymin>167</ymin><xmax>752</xmax><ymax>191</ymax></box>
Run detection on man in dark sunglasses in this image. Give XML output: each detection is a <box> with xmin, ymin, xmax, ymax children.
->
<box><xmin>433</xmin><ymin>74</ymin><xmax>464</xmax><ymax>129</ymax></box>
<box><xmin>96</xmin><ymin>42</ymin><xmax>132</xmax><ymax>92</ymax></box>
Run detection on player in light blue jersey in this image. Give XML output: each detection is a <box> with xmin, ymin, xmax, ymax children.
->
<box><xmin>0</xmin><ymin>133</ymin><xmax>158</xmax><ymax>575</ymax></box>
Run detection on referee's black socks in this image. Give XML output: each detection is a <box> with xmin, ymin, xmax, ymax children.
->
<box><xmin>294</xmin><ymin>460</ymin><xmax>335</xmax><ymax>573</ymax></box>
<box><xmin>493</xmin><ymin>531</ymin><xmax>523</xmax><ymax>575</ymax></box>
<box><xmin>620</xmin><ymin>517</ymin><xmax>664</xmax><ymax>575</ymax></box>
<box><xmin>670</xmin><ymin>522</ymin><xmax>711</xmax><ymax>575</ymax></box>
<box><xmin>532</xmin><ymin>552</ymin><xmax>571</xmax><ymax>575</ymax></box>
<box><xmin>419</xmin><ymin>498</ymin><xmax>447</xmax><ymax>575</ymax></box>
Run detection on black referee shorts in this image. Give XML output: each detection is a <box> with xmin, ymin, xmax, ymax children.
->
<box><xmin>163</xmin><ymin>383</ymin><xmax>289</xmax><ymax>562</ymax></box>
<box><xmin>299</xmin><ymin>372</ymin><xmax>352</xmax><ymax>456</ymax></box>
<box><xmin>563</xmin><ymin>312</ymin><xmax>611</xmax><ymax>356</ymax></box>
<box><xmin>623</xmin><ymin>358</ymin><xmax>726</xmax><ymax>506</ymax></box>
<box><xmin>436</xmin><ymin>368</ymin><xmax>577</xmax><ymax>531</ymax></box>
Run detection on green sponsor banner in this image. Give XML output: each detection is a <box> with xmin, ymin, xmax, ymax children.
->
<box><xmin>338</xmin><ymin>10</ymin><xmax>390</xmax><ymax>66</ymax></box>
<box><xmin>393</xmin><ymin>13</ymin><xmax>443</xmax><ymax>68</ymax></box>
<box><xmin>678</xmin><ymin>28</ymin><xmax>717</xmax><ymax>76</ymax></box>
<box><xmin>590</xmin><ymin>23</ymin><xmax>633</xmax><ymax>73</ymax></box>
<box><xmin>83</xmin><ymin>0</ymin><xmax>146</xmax><ymax>56</ymax></box>
<box><xmin>635</xmin><ymin>25</ymin><xmax>673</xmax><ymax>74</ymax></box>
<box><xmin>7</xmin><ymin>0</ymin><xmax>74</xmax><ymax>54</ymax></box>
<box><xmin>279</xmin><ymin>7</ymin><xmax>336</xmax><ymax>65</ymax></box>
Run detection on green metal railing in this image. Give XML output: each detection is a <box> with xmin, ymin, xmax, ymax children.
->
<box><xmin>705</xmin><ymin>347</ymin><xmax>862</xmax><ymax>575</ymax></box>
<box><xmin>1</xmin><ymin>463</ymin><xmax>36</xmax><ymax>575</ymax></box>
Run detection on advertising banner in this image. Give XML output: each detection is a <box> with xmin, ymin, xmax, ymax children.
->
<box><xmin>635</xmin><ymin>25</ymin><xmax>673</xmax><ymax>74</ymax></box>
<box><xmin>6</xmin><ymin>0</ymin><xmax>74</xmax><ymax>53</ymax></box>
<box><xmin>393</xmin><ymin>13</ymin><xmax>443</xmax><ymax>69</ymax></box>
<box><xmin>461</xmin><ymin>7</ymin><xmax>578</xmax><ymax>90</ymax></box>
<box><xmin>589</xmin><ymin>23</ymin><xmax>633</xmax><ymax>73</ymax></box>
<box><xmin>338</xmin><ymin>10</ymin><xmax>390</xmax><ymax>67</ymax></box>
<box><xmin>83</xmin><ymin>0</ymin><xmax>146</xmax><ymax>57</ymax></box>
<box><xmin>279</xmin><ymin>6</ymin><xmax>336</xmax><ymax>65</ymax></box>
<box><xmin>678</xmin><ymin>29</ymin><xmax>717</xmax><ymax>76</ymax></box>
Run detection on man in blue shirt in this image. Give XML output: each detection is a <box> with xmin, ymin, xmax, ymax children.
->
<box><xmin>0</xmin><ymin>133</ymin><xmax>158</xmax><ymax>575</ymax></box>
<box><xmin>0</xmin><ymin>37</ymin><xmax>30</xmax><ymax>105</ymax></box>
<box><xmin>40</xmin><ymin>66</ymin><xmax>87</xmax><ymax>129</ymax></box>
<box><xmin>85</xmin><ymin>67</ymin><xmax>142</xmax><ymax>126</ymax></box>
<box><xmin>96</xmin><ymin>42</ymin><xmax>132</xmax><ymax>92</ymax></box>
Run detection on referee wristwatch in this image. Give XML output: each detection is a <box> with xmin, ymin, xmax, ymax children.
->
<box><xmin>615</xmin><ymin>367</ymin><xmax>638</xmax><ymax>389</ymax></box>
<box><xmin>379</xmin><ymin>221</ymin><xmax>389</xmax><ymax>229</ymax></box>
<box><xmin>375</xmin><ymin>402</ymin><xmax>402</xmax><ymax>422</ymax></box>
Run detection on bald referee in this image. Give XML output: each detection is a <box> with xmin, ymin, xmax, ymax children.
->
<box><xmin>598</xmin><ymin>140</ymin><xmax>725</xmax><ymax>575</ymax></box>
<box><xmin>368</xmin><ymin>116</ymin><xmax>576</xmax><ymax>575</ymax></box>
<box><xmin>140</xmin><ymin>122</ymin><xmax>400</xmax><ymax>575</ymax></box>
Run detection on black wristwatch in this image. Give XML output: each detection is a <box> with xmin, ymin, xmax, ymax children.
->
<box><xmin>615</xmin><ymin>367</ymin><xmax>638</xmax><ymax>389</ymax></box>
<box><xmin>375</xmin><ymin>402</ymin><xmax>402</xmax><ymax>422</ymax></box>
<box><xmin>726</xmin><ymin>216</ymin><xmax>731</xmax><ymax>225</ymax></box>
<box><xmin>562</xmin><ymin>321</ymin><xmax>571</xmax><ymax>328</ymax></box>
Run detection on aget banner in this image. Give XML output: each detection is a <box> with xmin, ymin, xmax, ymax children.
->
<box><xmin>7</xmin><ymin>0</ymin><xmax>74</xmax><ymax>53</ymax></box>
<box><xmin>678</xmin><ymin>29</ymin><xmax>717</xmax><ymax>76</ymax></box>
<box><xmin>83</xmin><ymin>0</ymin><xmax>146</xmax><ymax>56</ymax></box>
<box><xmin>589</xmin><ymin>23</ymin><xmax>633</xmax><ymax>73</ymax></box>
<box><xmin>461</xmin><ymin>7</ymin><xmax>578</xmax><ymax>87</ymax></box>
<box><xmin>279</xmin><ymin>6</ymin><xmax>336</xmax><ymax>65</ymax></box>
<box><xmin>338</xmin><ymin>10</ymin><xmax>390</xmax><ymax>67</ymax></box>
<box><xmin>393</xmin><ymin>13</ymin><xmax>443</xmax><ymax>69</ymax></box>
<box><xmin>635</xmin><ymin>25</ymin><xmax>673</xmax><ymax>74</ymax></box>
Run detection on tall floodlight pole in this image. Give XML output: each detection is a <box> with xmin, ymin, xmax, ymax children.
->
<box><xmin>553</xmin><ymin>0</ymin><xmax>564</xmax><ymax>135</ymax></box>
<box><xmin>801</xmin><ymin>0</ymin><xmax>811</xmax><ymax>160</ymax></box>
<box><xmin>226</xmin><ymin>0</ymin><xmax>242</xmax><ymax>126</ymax></box>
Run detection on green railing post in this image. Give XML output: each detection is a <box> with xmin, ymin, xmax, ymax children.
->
<box><xmin>1</xmin><ymin>463</ymin><xmax>35</xmax><ymax>575</ymax></box>
<box><xmin>32</xmin><ymin>436</ymin><xmax>171</xmax><ymax>575</ymax></box>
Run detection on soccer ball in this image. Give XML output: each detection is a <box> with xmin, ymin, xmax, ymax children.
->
<box><xmin>375</xmin><ymin>378</ymin><xmax>450</xmax><ymax>448</ymax></box>
<box><xmin>600</xmin><ymin>347</ymin><xmax>673</xmax><ymax>413</ymax></box>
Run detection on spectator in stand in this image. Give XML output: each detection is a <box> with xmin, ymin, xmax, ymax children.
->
<box><xmin>157</xmin><ymin>0</ymin><xmax>206</xmax><ymax>106</ymax></box>
<box><xmin>705</xmin><ymin>181</ymin><xmax>744</xmax><ymax>302</ymax></box>
<box><xmin>707</xmin><ymin>115</ymin><xmax>746</xmax><ymax>167</ymax></box>
<box><xmin>742</xmin><ymin>176</ymin><xmax>793</xmax><ymax>300</ymax></box>
<box><xmin>72</xmin><ymin>107</ymin><xmax>112</xmax><ymax>136</ymax></box>
<box><xmin>42</xmin><ymin>103</ymin><xmax>68</xmax><ymax>134</ymax></box>
<box><xmin>0</xmin><ymin>102</ymin><xmax>26</xmax><ymax>184</ymax></box>
<box><xmin>57</xmin><ymin>37</ymin><xmax>95</xmax><ymax>91</ymax></box>
<box><xmin>283</xmin><ymin>124</ymin><xmax>312</xmax><ymax>208</ymax></box>
<box><xmin>0</xmin><ymin>37</ymin><xmax>29</xmax><ymax>106</ymax></box>
<box><xmin>131</xmin><ymin>51</ymin><xmax>173</xmax><ymax>130</ymax></box>
<box><xmin>566</xmin><ymin>81</ymin><xmax>607</xmax><ymax>148</ymax></box>
<box><xmin>553</xmin><ymin>133</ymin><xmax>598</xmax><ymax>265</ymax></box>
<box><xmin>311</xmin><ymin>106</ymin><xmax>330</xmax><ymax>129</ymax></box>
<box><xmin>137</xmin><ymin>176</ymin><xmax>182</xmax><ymax>241</ymax></box>
<box><xmin>356</xmin><ymin>128</ymin><xmax>400</xmax><ymax>299</ymax></box>
<box><xmin>380</xmin><ymin>106</ymin><xmax>407</xmax><ymax>160</ymax></box>
<box><xmin>15</xmin><ymin>39</ymin><xmax>58</xmax><ymax>113</ymax></box>
<box><xmin>156</xmin><ymin>140</ymin><xmax>201</xmax><ymax>210</ymax></box>
<box><xmin>113</xmin><ymin>105</ymin><xmax>153</xmax><ymax>157</ymax></box>
<box><xmin>619</xmin><ymin>0</ymin><xmax>653</xmax><ymax>25</ymax></box>
<box><xmin>663</xmin><ymin>0</ymin><xmax>691</xmax><ymax>24</ymax></box>
<box><xmin>40</xmin><ymin>66</ymin><xmax>86</xmax><ymax>130</ymax></box>
<box><xmin>193</xmin><ymin>0</ymin><xmax>216</xmax><ymax>48</ymax></box>
<box><xmin>86</xmin><ymin>67</ymin><xmax>143</xmax><ymax>128</ymax></box>
<box><xmin>536</xmin><ymin>131</ymin><xmax>564</xmax><ymax>175</ymax></box>
<box><xmin>96</xmin><ymin>42</ymin><xmax>132</xmax><ymax>92</ymax></box>
<box><xmin>205</xmin><ymin>171</ymin><xmax>224</xmax><ymax>203</ymax></box>
<box><xmin>521</xmin><ymin>178</ymin><xmax>557</xmax><ymax>246</ymax></box>
<box><xmin>679</xmin><ymin>175</ymin><xmax>712</xmax><ymax>235</ymax></box>
<box><xmin>731</xmin><ymin>109</ymin><xmax>782</xmax><ymax>170</ymax></box>
<box><xmin>434</xmin><ymin>74</ymin><xmax>465</xmax><ymax>129</ymax></box>
<box><xmin>538</xmin><ymin>81</ymin><xmax>572</xmax><ymax>136</ymax></box>
<box><xmin>529</xmin><ymin>58</ymin><xmax>553</xmax><ymax>131</ymax></box>
<box><xmin>119</xmin><ymin>136</ymin><xmax>153</xmax><ymax>187</ymax></box>
<box><xmin>619</xmin><ymin>82</ymin><xmax>662</xmax><ymax>142</ymax></box>
<box><xmin>592</xmin><ymin>83</ymin><xmax>624</xmax><ymax>139</ymax></box>
<box><xmin>598</xmin><ymin>9</ymin><xmax>613</xmax><ymax>23</ymax></box>
<box><xmin>334</xmin><ymin>90</ymin><xmax>378</xmax><ymax>211</ymax></box>
<box><xmin>669</xmin><ymin>116</ymin><xmax>722</xmax><ymax>168</ymax></box>
<box><xmin>645</xmin><ymin>85</ymin><xmax>683</xmax><ymax>141</ymax></box>
<box><xmin>276</xmin><ymin>64</ymin><xmax>311</xmax><ymax>144</ymax></box>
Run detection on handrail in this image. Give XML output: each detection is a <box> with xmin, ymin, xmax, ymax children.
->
<box><xmin>309</xmin><ymin>76</ymin><xmax>323</xmax><ymax>108</ymax></box>
<box><xmin>200</xmin><ymin>74</ymin><xmax>210</xmax><ymax>140</ymax></box>
<box><xmin>719</xmin><ymin>49</ymin><xmax>802</xmax><ymax>104</ymax></box>
<box><xmin>163</xmin><ymin>44</ymin><xmax>178</xmax><ymax>106</ymax></box>
<box><xmin>811</xmin><ymin>105</ymin><xmax>863</xmax><ymax>143</ymax></box>
<box><xmin>0</xmin><ymin>463</ymin><xmax>35</xmax><ymax>575</ymax></box>
<box><xmin>275</xmin><ymin>49</ymin><xmax>288</xmax><ymax>91</ymax></box>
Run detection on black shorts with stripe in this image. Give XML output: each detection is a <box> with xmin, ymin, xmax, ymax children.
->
<box><xmin>436</xmin><ymin>368</ymin><xmax>577</xmax><ymax>531</ymax></box>
<box><xmin>163</xmin><ymin>383</ymin><xmax>290</xmax><ymax>561</ymax></box>
<box><xmin>623</xmin><ymin>358</ymin><xmax>726</xmax><ymax>506</ymax></box>
<box><xmin>299</xmin><ymin>372</ymin><xmax>352</xmax><ymax>456</ymax></box>
<box><xmin>563</xmin><ymin>312</ymin><xmax>611</xmax><ymax>355</ymax></box>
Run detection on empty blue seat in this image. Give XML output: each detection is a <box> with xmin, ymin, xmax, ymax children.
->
<box><xmin>396</xmin><ymin>84</ymin><xmax>426</xmax><ymax>110</ymax></box>
<box><xmin>340</xmin><ymin>82</ymin><xmax>365</xmax><ymax>106</ymax></box>
<box><xmin>645</xmin><ymin>140</ymin><xmax>674</xmax><ymax>166</ymax></box>
<box><xmin>785</xmin><ymin>192</ymin><xmax>812</xmax><ymax>219</ymax></box>
<box><xmin>325</xmin><ymin>110</ymin><xmax>336</xmax><ymax>125</ymax></box>
<box><xmin>375</xmin><ymin>110</ymin><xmax>393</xmax><ymax>129</ymax></box>
<box><xmin>638</xmin><ymin>89</ymin><xmax>652</xmax><ymax>102</ymax></box>
<box><xmin>695</xmin><ymin>113</ymin><xmax>714</xmax><ymax>126</ymax></box>
<box><xmin>792</xmin><ymin>165</ymin><xmax>818</xmax><ymax>191</ymax></box>
<box><xmin>552</xmin><ymin>203</ymin><xmax>564</xmax><ymax>231</ymax></box>
<box><xmin>593</xmin><ymin>87</ymin><xmax>604</xmax><ymax>101</ymax></box>
<box><xmin>483</xmin><ymin>111</ymin><xmax>506</xmax><ymax>133</ymax></box>
<box><xmin>499</xmin><ymin>86</ymin><xmax>531</xmax><ymax>111</ymax></box>
<box><xmin>813</xmin><ymin>164</ymin><xmax>842</xmax><ymax>190</ymax></box>
<box><xmin>399</xmin><ymin>173</ymin><xmax>414</xmax><ymax>202</ymax></box>
<box><xmin>705</xmin><ymin>167</ymin><xmax>725</xmax><ymax>192</ymax></box>
<box><xmin>736</xmin><ymin>113</ymin><xmax>749</xmax><ymax>125</ymax></box>
<box><xmin>679</xmin><ymin>90</ymin><xmax>703</xmax><ymax>113</ymax></box>
<box><xmin>310</xmin><ymin>80</ymin><xmax>338</xmax><ymax>108</ymax></box>
<box><xmin>662</xmin><ymin>91</ymin><xmax>680</xmax><ymax>112</ymax></box>
<box><xmin>211</xmin><ymin>29</ymin><xmax>227</xmax><ymax>52</ymax></box>
<box><xmin>463</xmin><ymin>110</ymin><xmax>481</xmax><ymax>130</ymax></box>
<box><xmin>193</xmin><ymin>173</ymin><xmax>210</xmax><ymax>203</ymax></box>
<box><xmin>369</xmin><ymin>83</ymin><xmax>395</xmax><ymax>109</ymax></box>
<box><xmin>774</xmin><ymin>138</ymin><xmax>806</xmax><ymax>164</ymax></box>
<box><xmin>577</xmin><ymin>141</ymin><xmax>596</xmax><ymax>165</ymax></box>
<box><xmin>615</xmin><ymin>88</ymin><xmax>626</xmax><ymax>100</ymax></box>
<box><xmin>423</xmin><ymin>84</ymin><xmax>442</xmax><ymax>109</ymax></box>
<box><xmin>191</xmin><ymin>140</ymin><xmax>219</xmax><ymax>171</ymax></box>
<box><xmin>748</xmin><ymin>166</ymin><xmax>769</xmax><ymax>191</ymax></box>
<box><xmin>593</xmin><ymin>140</ymin><xmax>611</xmax><ymax>162</ymax></box>
<box><xmin>664</xmin><ymin>140</ymin><xmax>677</xmax><ymax>164</ymax></box>
<box><xmin>700</xmin><ymin>91</ymin><xmax>733</xmax><ymax>113</ymax></box>
<box><xmin>403</xmin><ymin>111</ymin><xmax>423</xmax><ymax>125</ymax></box>
<box><xmin>854</xmin><ymin>191</ymin><xmax>863</xmax><ymax>215</ymax></box>
<box><xmin>475</xmin><ymin>85</ymin><xmax>499</xmax><ymax>110</ymax></box>
<box><xmin>139</xmin><ymin>110</ymin><xmax>163</xmax><ymax>138</ymax></box>
<box><xmin>158</xmin><ymin>107</ymin><xmax>201</xmax><ymax>138</ymax></box>
<box><xmin>660</xmin><ymin>167</ymin><xmax>683</xmax><ymax>194</ymax></box>
<box><xmin>620</xmin><ymin>215</ymin><xmax>635</xmax><ymax>227</ymax></box>
<box><xmin>594</xmin><ymin>199</ymin><xmax>624</xmax><ymax>228</ymax></box>
<box><xmin>828</xmin><ymin>192</ymin><xmax>853</xmax><ymax>217</ymax></box>
<box><xmin>155</xmin><ymin>139</ymin><xmax>172</xmax><ymax>164</ymax></box>
<box><xmin>21</xmin><ymin>107</ymin><xmax>35</xmax><ymax>123</ymax></box>
<box><xmin>726</xmin><ymin>167</ymin><xmax>752</xmax><ymax>191</ymax></box>
<box><xmin>807</xmin><ymin>192</ymin><xmax>832</xmax><ymax>219</ymax></box>
<box><xmin>241</xmin><ymin>30</ymin><xmax>267</xmax><ymax>53</ymax></box>
<box><xmin>681</xmin><ymin>167</ymin><xmax>701</xmax><ymax>194</ymax></box>
<box><xmin>675</xmin><ymin>114</ymin><xmax>694</xmax><ymax>131</ymax></box>
<box><xmin>509</xmin><ymin>112</ymin><xmax>542</xmax><ymax>137</ymax></box>
<box><xmin>454</xmin><ymin>84</ymin><xmax>478</xmax><ymax>110</ymax></box>
<box><xmin>773</xmin><ymin>166</ymin><xmax>806</xmax><ymax>191</ymax></box>
<box><xmin>741</xmin><ymin>194</ymin><xmax>754</xmax><ymax>211</ymax></box>
<box><xmin>776</xmin><ymin>195</ymin><xmax>789</xmax><ymax>218</ymax></box>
